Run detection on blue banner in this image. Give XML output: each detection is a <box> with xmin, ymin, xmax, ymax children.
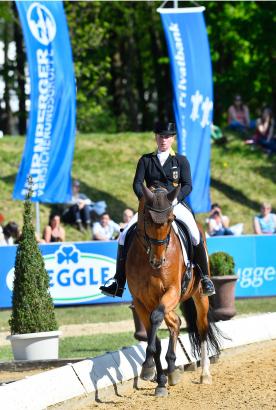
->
<box><xmin>0</xmin><ymin>236</ymin><xmax>275</xmax><ymax>308</ymax></box>
<box><xmin>158</xmin><ymin>7</ymin><xmax>212</xmax><ymax>213</ymax></box>
<box><xmin>13</xmin><ymin>1</ymin><xmax>76</xmax><ymax>203</ymax></box>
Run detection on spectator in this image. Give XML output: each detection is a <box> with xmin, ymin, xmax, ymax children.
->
<box><xmin>120</xmin><ymin>208</ymin><xmax>134</xmax><ymax>229</ymax></box>
<box><xmin>62</xmin><ymin>180</ymin><xmax>92</xmax><ymax>231</ymax></box>
<box><xmin>92</xmin><ymin>213</ymin><xmax>120</xmax><ymax>241</ymax></box>
<box><xmin>253</xmin><ymin>202</ymin><xmax>276</xmax><ymax>235</ymax></box>
<box><xmin>207</xmin><ymin>204</ymin><xmax>233</xmax><ymax>236</ymax></box>
<box><xmin>43</xmin><ymin>213</ymin><xmax>65</xmax><ymax>243</ymax></box>
<box><xmin>245</xmin><ymin>107</ymin><xmax>274</xmax><ymax>146</ymax></box>
<box><xmin>228</xmin><ymin>95</ymin><xmax>251</xmax><ymax>133</ymax></box>
<box><xmin>0</xmin><ymin>221</ymin><xmax>20</xmax><ymax>245</ymax></box>
<box><xmin>207</xmin><ymin>203</ymin><xmax>244</xmax><ymax>236</ymax></box>
<box><xmin>207</xmin><ymin>211</ymin><xmax>234</xmax><ymax>237</ymax></box>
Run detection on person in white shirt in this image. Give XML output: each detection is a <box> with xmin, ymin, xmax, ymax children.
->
<box><xmin>92</xmin><ymin>213</ymin><xmax>120</xmax><ymax>241</ymax></box>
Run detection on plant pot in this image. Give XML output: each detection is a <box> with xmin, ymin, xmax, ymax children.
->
<box><xmin>7</xmin><ymin>330</ymin><xmax>61</xmax><ymax>361</ymax></box>
<box><xmin>210</xmin><ymin>275</ymin><xmax>238</xmax><ymax>321</ymax></box>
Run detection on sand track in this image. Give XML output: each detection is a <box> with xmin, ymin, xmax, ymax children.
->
<box><xmin>80</xmin><ymin>340</ymin><xmax>276</xmax><ymax>410</ymax></box>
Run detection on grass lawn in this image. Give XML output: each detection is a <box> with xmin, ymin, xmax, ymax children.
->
<box><xmin>0</xmin><ymin>299</ymin><xmax>275</xmax><ymax>361</ymax></box>
<box><xmin>0</xmin><ymin>332</ymin><xmax>137</xmax><ymax>361</ymax></box>
<box><xmin>1</xmin><ymin>298</ymin><xmax>275</xmax><ymax>332</ymax></box>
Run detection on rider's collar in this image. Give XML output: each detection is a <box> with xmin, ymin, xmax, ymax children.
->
<box><xmin>154</xmin><ymin>148</ymin><xmax>175</xmax><ymax>156</ymax></box>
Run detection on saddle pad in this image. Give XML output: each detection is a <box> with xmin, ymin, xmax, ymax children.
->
<box><xmin>172</xmin><ymin>221</ymin><xmax>189</xmax><ymax>265</ymax></box>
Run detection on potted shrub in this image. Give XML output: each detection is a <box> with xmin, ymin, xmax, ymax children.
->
<box><xmin>7</xmin><ymin>182</ymin><xmax>60</xmax><ymax>360</ymax></box>
<box><xmin>209</xmin><ymin>251</ymin><xmax>238</xmax><ymax>321</ymax></box>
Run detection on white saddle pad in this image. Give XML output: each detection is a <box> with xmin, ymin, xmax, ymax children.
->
<box><xmin>172</xmin><ymin>221</ymin><xmax>189</xmax><ymax>266</ymax></box>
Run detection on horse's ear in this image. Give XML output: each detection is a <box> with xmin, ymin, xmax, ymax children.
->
<box><xmin>167</xmin><ymin>185</ymin><xmax>181</xmax><ymax>203</ymax></box>
<box><xmin>142</xmin><ymin>185</ymin><xmax>154</xmax><ymax>204</ymax></box>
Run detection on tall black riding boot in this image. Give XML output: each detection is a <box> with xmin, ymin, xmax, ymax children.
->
<box><xmin>99</xmin><ymin>245</ymin><xmax>126</xmax><ymax>297</ymax></box>
<box><xmin>193</xmin><ymin>241</ymin><xmax>215</xmax><ymax>297</ymax></box>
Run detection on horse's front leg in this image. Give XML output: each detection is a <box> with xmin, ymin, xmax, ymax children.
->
<box><xmin>164</xmin><ymin>310</ymin><xmax>182</xmax><ymax>386</ymax></box>
<box><xmin>142</xmin><ymin>304</ymin><xmax>168</xmax><ymax>396</ymax></box>
<box><xmin>132</xmin><ymin>298</ymin><xmax>156</xmax><ymax>382</ymax></box>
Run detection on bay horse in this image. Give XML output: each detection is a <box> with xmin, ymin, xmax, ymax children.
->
<box><xmin>126</xmin><ymin>185</ymin><xmax>221</xmax><ymax>397</ymax></box>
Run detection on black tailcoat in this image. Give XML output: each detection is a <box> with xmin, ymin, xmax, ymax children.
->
<box><xmin>133</xmin><ymin>151</ymin><xmax>192</xmax><ymax>203</ymax></box>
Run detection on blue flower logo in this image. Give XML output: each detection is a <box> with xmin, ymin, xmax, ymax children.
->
<box><xmin>57</xmin><ymin>246</ymin><xmax>78</xmax><ymax>264</ymax></box>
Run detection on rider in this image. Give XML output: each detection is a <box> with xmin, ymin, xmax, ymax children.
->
<box><xmin>100</xmin><ymin>122</ymin><xmax>215</xmax><ymax>298</ymax></box>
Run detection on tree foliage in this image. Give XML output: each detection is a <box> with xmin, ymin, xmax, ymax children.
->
<box><xmin>9</xmin><ymin>182</ymin><xmax>58</xmax><ymax>334</ymax></box>
<box><xmin>0</xmin><ymin>1</ymin><xmax>275</xmax><ymax>133</ymax></box>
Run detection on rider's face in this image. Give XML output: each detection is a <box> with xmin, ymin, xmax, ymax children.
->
<box><xmin>155</xmin><ymin>134</ymin><xmax>175</xmax><ymax>152</ymax></box>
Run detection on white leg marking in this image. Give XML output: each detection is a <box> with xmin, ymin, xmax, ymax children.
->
<box><xmin>200</xmin><ymin>340</ymin><xmax>212</xmax><ymax>384</ymax></box>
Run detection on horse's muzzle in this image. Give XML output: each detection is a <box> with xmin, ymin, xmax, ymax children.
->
<box><xmin>150</xmin><ymin>257</ymin><xmax>165</xmax><ymax>269</ymax></box>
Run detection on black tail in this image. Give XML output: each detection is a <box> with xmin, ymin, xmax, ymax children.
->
<box><xmin>180</xmin><ymin>298</ymin><xmax>225</xmax><ymax>359</ymax></box>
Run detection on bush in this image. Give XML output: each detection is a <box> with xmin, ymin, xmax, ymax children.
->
<box><xmin>9</xmin><ymin>183</ymin><xmax>58</xmax><ymax>334</ymax></box>
<box><xmin>209</xmin><ymin>251</ymin><xmax>236</xmax><ymax>276</ymax></box>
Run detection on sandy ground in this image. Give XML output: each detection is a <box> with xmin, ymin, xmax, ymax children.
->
<box><xmin>78</xmin><ymin>339</ymin><xmax>276</xmax><ymax>410</ymax></box>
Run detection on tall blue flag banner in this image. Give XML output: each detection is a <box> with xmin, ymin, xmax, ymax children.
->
<box><xmin>13</xmin><ymin>1</ymin><xmax>76</xmax><ymax>202</ymax></box>
<box><xmin>158</xmin><ymin>7</ymin><xmax>212</xmax><ymax>213</ymax></box>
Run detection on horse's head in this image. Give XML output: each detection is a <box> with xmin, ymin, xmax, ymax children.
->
<box><xmin>142</xmin><ymin>184</ymin><xmax>180</xmax><ymax>269</ymax></box>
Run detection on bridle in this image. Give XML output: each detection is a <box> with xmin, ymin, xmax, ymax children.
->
<box><xmin>143</xmin><ymin>202</ymin><xmax>174</xmax><ymax>255</ymax></box>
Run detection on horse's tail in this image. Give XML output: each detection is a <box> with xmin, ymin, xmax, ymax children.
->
<box><xmin>180</xmin><ymin>298</ymin><xmax>224</xmax><ymax>359</ymax></box>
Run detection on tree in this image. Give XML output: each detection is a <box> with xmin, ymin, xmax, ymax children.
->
<box><xmin>9</xmin><ymin>180</ymin><xmax>57</xmax><ymax>334</ymax></box>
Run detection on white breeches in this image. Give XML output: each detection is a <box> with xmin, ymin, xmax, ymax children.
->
<box><xmin>119</xmin><ymin>203</ymin><xmax>200</xmax><ymax>246</ymax></box>
<box><xmin>173</xmin><ymin>203</ymin><xmax>200</xmax><ymax>245</ymax></box>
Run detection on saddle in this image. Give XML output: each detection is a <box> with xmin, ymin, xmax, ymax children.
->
<box><xmin>174</xmin><ymin>219</ymin><xmax>194</xmax><ymax>294</ymax></box>
<box><xmin>124</xmin><ymin>223</ymin><xmax>137</xmax><ymax>257</ymax></box>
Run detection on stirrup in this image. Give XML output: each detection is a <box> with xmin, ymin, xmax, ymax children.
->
<box><xmin>99</xmin><ymin>278</ymin><xmax>125</xmax><ymax>298</ymax></box>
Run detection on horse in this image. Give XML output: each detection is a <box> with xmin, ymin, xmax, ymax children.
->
<box><xmin>126</xmin><ymin>185</ymin><xmax>221</xmax><ymax>397</ymax></box>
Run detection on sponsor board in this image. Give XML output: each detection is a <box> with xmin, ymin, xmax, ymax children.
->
<box><xmin>0</xmin><ymin>241</ymin><xmax>132</xmax><ymax>308</ymax></box>
<box><xmin>0</xmin><ymin>236</ymin><xmax>275</xmax><ymax>308</ymax></box>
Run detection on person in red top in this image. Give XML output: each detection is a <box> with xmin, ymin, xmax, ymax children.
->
<box><xmin>228</xmin><ymin>95</ymin><xmax>251</xmax><ymax>132</ymax></box>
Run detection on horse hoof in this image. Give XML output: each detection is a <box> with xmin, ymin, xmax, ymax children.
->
<box><xmin>140</xmin><ymin>365</ymin><xmax>156</xmax><ymax>381</ymax></box>
<box><xmin>155</xmin><ymin>386</ymin><xmax>168</xmax><ymax>397</ymax></box>
<box><xmin>200</xmin><ymin>374</ymin><xmax>212</xmax><ymax>384</ymax></box>
<box><xmin>168</xmin><ymin>368</ymin><xmax>182</xmax><ymax>386</ymax></box>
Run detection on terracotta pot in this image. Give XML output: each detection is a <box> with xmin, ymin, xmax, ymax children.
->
<box><xmin>129</xmin><ymin>304</ymin><xmax>147</xmax><ymax>341</ymax></box>
<box><xmin>210</xmin><ymin>275</ymin><xmax>238</xmax><ymax>321</ymax></box>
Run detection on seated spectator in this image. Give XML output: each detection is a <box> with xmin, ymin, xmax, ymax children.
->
<box><xmin>207</xmin><ymin>211</ymin><xmax>234</xmax><ymax>237</ymax></box>
<box><xmin>245</xmin><ymin>107</ymin><xmax>274</xmax><ymax>146</ymax></box>
<box><xmin>120</xmin><ymin>208</ymin><xmax>134</xmax><ymax>229</ymax></box>
<box><xmin>0</xmin><ymin>221</ymin><xmax>20</xmax><ymax>245</ymax></box>
<box><xmin>207</xmin><ymin>203</ymin><xmax>244</xmax><ymax>236</ymax></box>
<box><xmin>228</xmin><ymin>95</ymin><xmax>252</xmax><ymax>133</ymax></box>
<box><xmin>62</xmin><ymin>180</ymin><xmax>92</xmax><ymax>231</ymax></box>
<box><xmin>253</xmin><ymin>202</ymin><xmax>276</xmax><ymax>235</ymax></box>
<box><xmin>92</xmin><ymin>213</ymin><xmax>120</xmax><ymax>241</ymax></box>
<box><xmin>43</xmin><ymin>213</ymin><xmax>65</xmax><ymax>243</ymax></box>
<box><xmin>207</xmin><ymin>204</ymin><xmax>234</xmax><ymax>237</ymax></box>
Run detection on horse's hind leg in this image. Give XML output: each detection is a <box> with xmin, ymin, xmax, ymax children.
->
<box><xmin>164</xmin><ymin>311</ymin><xmax>182</xmax><ymax>386</ymax></box>
<box><xmin>193</xmin><ymin>292</ymin><xmax>212</xmax><ymax>384</ymax></box>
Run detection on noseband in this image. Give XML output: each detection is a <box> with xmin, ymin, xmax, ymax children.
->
<box><xmin>144</xmin><ymin>203</ymin><xmax>173</xmax><ymax>255</ymax></box>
